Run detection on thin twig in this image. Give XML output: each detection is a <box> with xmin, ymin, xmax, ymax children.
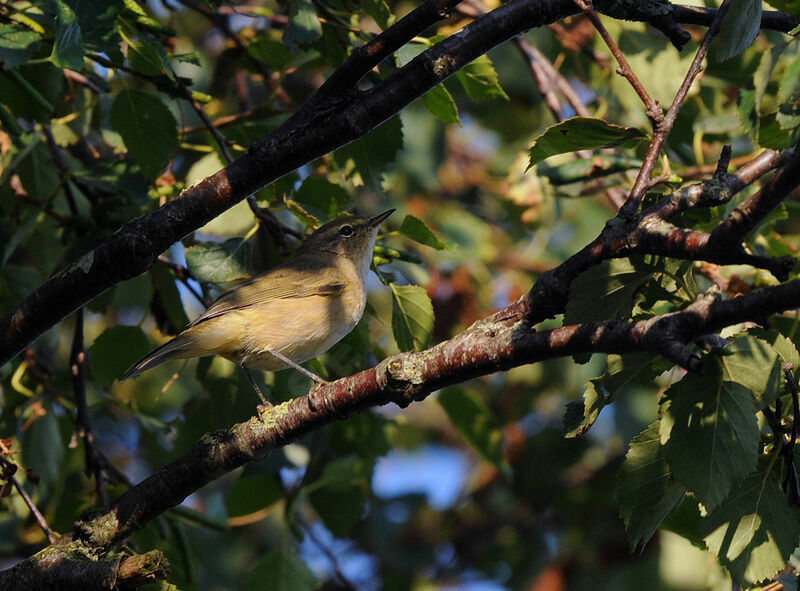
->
<box><xmin>622</xmin><ymin>0</ymin><xmax>733</xmax><ymax>215</ymax></box>
<box><xmin>576</xmin><ymin>0</ymin><xmax>661</xmax><ymax>123</ymax></box>
<box><xmin>298</xmin><ymin>517</ymin><xmax>359</xmax><ymax>591</ymax></box>
<box><xmin>0</xmin><ymin>445</ymin><xmax>57</xmax><ymax>544</ymax></box>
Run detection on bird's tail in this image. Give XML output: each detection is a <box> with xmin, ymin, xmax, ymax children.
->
<box><xmin>122</xmin><ymin>334</ymin><xmax>197</xmax><ymax>380</ymax></box>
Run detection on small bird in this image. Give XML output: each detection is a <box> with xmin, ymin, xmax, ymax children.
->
<box><xmin>124</xmin><ymin>209</ymin><xmax>394</xmax><ymax>406</ymax></box>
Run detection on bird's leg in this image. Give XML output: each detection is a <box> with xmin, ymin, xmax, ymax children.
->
<box><xmin>241</xmin><ymin>364</ymin><xmax>272</xmax><ymax>411</ymax></box>
<box><xmin>266</xmin><ymin>349</ymin><xmax>328</xmax><ymax>384</ymax></box>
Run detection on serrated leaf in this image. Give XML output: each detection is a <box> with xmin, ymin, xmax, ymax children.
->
<box><xmin>0</xmin><ymin>24</ymin><xmax>41</xmax><ymax>69</ymax></box>
<box><xmin>718</xmin><ymin>334</ymin><xmax>783</xmax><ymax>408</ymax></box>
<box><xmin>713</xmin><ymin>0</ymin><xmax>762</xmax><ymax>62</ymax></box>
<box><xmin>185</xmin><ymin>238</ymin><xmax>251</xmax><ymax>284</ymax></box>
<box><xmin>390</xmin><ymin>284</ymin><xmax>434</xmax><ymax>352</ymax></box>
<box><xmin>617</xmin><ymin>421</ymin><xmax>686</xmax><ymax>550</ymax></box>
<box><xmin>423</xmin><ymin>84</ymin><xmax>460</xmax><ymax>124</ymax></box>
<box><xmin>50</xmin><ymin>0</ymin><xmax>85</xmax><ymax>70</ymax></box>
<box><xmin>660</xmin><ymin>366</ymin><xmax>760</xmax><ymax>510</ymax></box>
<box><xmin>700</xmin><ymin>457</ymin><xmax>800</xmax><ymax>585</ymax></box>
<box><xmin>529</xmin><ymin>117</ymin><xmax>649</xmax><ymax>167</ymax></box>
<box><xmin>438</xmin><ymin>387</ymin><xmax>510</xmax><ymax>477</ymax></box>
<box><xmin>89</xmin><ymin>325</ymin><xmax>151</xmax><ymax>387</ymax></box>
<box><xmin>564</xmin><ymin>259</ymin><xmax>652</xmax><ymax>324</ymax></box>
<box><xmin>398</xmin><ymin>215</ymin><xmax>447</xmax><ymax>250</ymax></box>
<box><xmin>246</xmin><ymin>542</ymin><xmax>316</xmax><ymax>591</ymax></box>
<box><xmin>333</xmin><ymin>116</ymin><xmax>403</xmax><ymax>192</ymax></box>
<box><xmin>455</xmin><ymin>54</ymin><xmax>508</xmax><ymax>103</ymax></box>
<box><xmin>110</xmin><ymin>89</ymin><xmax>178</xmax><ymax>180</ymax></box>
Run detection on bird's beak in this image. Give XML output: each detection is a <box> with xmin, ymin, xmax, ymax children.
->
<box><xmin>369</xmin><ymin>208</ymin><xmax>395</xmax><ymax>227</ymax></box>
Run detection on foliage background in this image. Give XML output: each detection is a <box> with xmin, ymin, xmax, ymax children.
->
<box><xmin>1</xmin><ymin>0</ymin><xmax>800</xmax><ymax>589</ymax></box>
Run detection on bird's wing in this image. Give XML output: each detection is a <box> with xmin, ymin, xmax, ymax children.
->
<box><xmin>188</xmin><ymin>263</ymin><xmax>346</xmax><ymax>327</ymax></box>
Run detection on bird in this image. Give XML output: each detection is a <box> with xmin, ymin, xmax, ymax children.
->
<box><xmin>124</xmin><ymin>209</ymin><xmax>395</xmax><ymax>407</ymax></box>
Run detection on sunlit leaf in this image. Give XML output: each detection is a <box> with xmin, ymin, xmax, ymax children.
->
<box><xmin>455</xmin><ymin>54</ymin><xmax>508</xmax><ymax>102</ymax></box>
<box><xmin>185</xmin><ymin>238</ymin><xmax>251</xmax><ymax>284</ymax></box>
<box><xmin>390</xmin><ymin>284</ymin><xmax>434</xmax><ymax>352</ymax></box>
<box><xmin>529</xmin><ymin>117</ymin><xmax>648</xmax><ymax>167</ymax></box>
<box><xmin>565</xmin><ymin>259</ymin><xmax>652</xmax><ymax>324</ymax></box>
<box><xmin>423</xmin><ymin>84</ymin><xmax>460</xmax><ymax>124</ymax></box>
<box><xmin>700</xmin><ymin>457</ymin><xmax>800</xmax><ymax>585</ymax></box>
<box><xmin>398</xmin><ymin>215</ymin><xmax>448</xmax><ymax>250</ymax></box>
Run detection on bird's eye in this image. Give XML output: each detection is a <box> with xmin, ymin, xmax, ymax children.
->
<box><xmin>339</xmin><ymin>225</ymin><xmax>354</xmax><ymax>237</ymax></box>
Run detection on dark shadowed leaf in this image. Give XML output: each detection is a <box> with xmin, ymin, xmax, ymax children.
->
<box><xmin>89</xmin><ymin>325</ymin><xmax>152</xmax><ymax>387</ymax></box>
<box><xmin>227</xmin><ymin>472</ymin><xmax>283</xmax><ymax>517</ymax></box>
<box><xmin>617</xmin><ymin>421</ymin><xmax>686</xmax><ymax>550</ymax></box>
<box><xmin>246</xmin><ymin>541</ymin><xmax>316</xmax><ymax>591</ymax></box>
<box><xmin>565</xmin><ymin>259</ymin><xmax>652</xmax><ymax>324</ymax></box>
<box><xmin>21</xmin><ymin>402</ymin><xmax>65</xmax><ymax>488</ymax></box>
<box><xmin>334</xmin><ymin>116</ymin><xmax>403</xmax><ymax>192</ymax></box>
<box><xmin>439</xmin><ymin>387</ymin><xmax>510</xmax><ymax>476</ymax></box>
<box><xmin>0</xmin><ymin>24</ymin><xmax>40</xmax><ymax>69</ymax></box>
<box><xmin>660</xmin><ymin>366</ymin><xmax>760</xmax><ymax>510</ymax></box>
<box><xmin>110</xmin><ymin>89</ymin><xmax>178</xmax><ymax>180</ymax></box>
<box><xmin>713</xmin><ymin>0</ymin><xmax>762</xmax><ymax>62</ymax></box>
<box><xmin>50</xmin><ymin>0</ymin><xmax>85</xmax><ymax>70</ymax></box>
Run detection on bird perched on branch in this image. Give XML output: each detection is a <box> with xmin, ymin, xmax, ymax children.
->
<box><xmin>124</xmin><ymin>209</ymin><xmax>395</xmax><ymax>407</ymax></box>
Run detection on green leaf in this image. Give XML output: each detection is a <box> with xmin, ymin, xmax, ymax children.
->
<box><xmin>398</xmin><ymin>215</ymin><xmax>447</xmax><ymax>250</ymax></box>
<box><xmin>766</xmin><ymin>0</ymin><xmax>800</xmax><ymax>15</ymax></box>
<box><xmin>617</xmin><ymin>421</ymin><xmax>686</xmax><ymax>550</ymax></box>
<box><xmin>284</xmin><ymin>0</ymin><xmax>321</xmax><ymax>49</ymax></box>
<box><xmin>438</xmin><ymin>387</ymin><xmax>510</xmax><ymax>476</ymax></box>
<box><xmin>700</xmin><ymin>457</ymin><xmax>800</xmax><ymax>585</ymax></box>
<box><xmin>564</xmin><ymin>259</ymin><xmax>652</xmax><ymax>324</ymax></box>
<box><xmin>455</xmin><ymin>54</ymin><xmax>508</xmax><ymax>102</ymax></box>
<box><xmin>713</xmin><ymin>0</ymin><xmax>762</xmax><ymax>62</ymax></box>
<box><xmin>247</xmin><ymin>36</ymin><xmax>292</xmax><ymax>70</ymax></box>
<box><xmin>659</xmin><ymin>366</ymin><xmax>760</xmax><ymax>510</ymax></box>
<box><xmin>363</xmin><ymin>0</ymin><xmax>393</xmax><ymax>29</ymax></box>
<box><xmin>292</xmin><ymin>176</ymin><xmax>351</xmax><ymax>218</ymax></box>
<box><xmin>227</xmin><ymin>472</ymin><xmax>283</xmax><ymax>518</ymax></box>
<box><xmin>528</xmin><ymin>117</ymin><xmax>648</xmax><ymax>167</ymax></box>
<box><xmin>21</xmin><ymin>402</ymin><xmax>65</xmax><ymax>488</ymax></box>
<box><xmin>778</xmin><ymin>55</ymin><xmax>800</xmax><ymax>130</ymax></box>
<box><xmin>390</xmin><ymin>284</ymin><xmax>434</xmax><ymax>352</ymax></box>
<box><xmin>50</xmin><ymin>0</ymin><xmax>85</xmax><ymax>70</ymax></box>
<box><xmin>422</xmin><ymin>84</ymin><xmax>460</xmax><ymax>124</ymax></box>
<box><xmin>246</xmin><ymin>541</ymin><xmax>316</xmax><ymax>591</ymax></box>
<box><xmin>149</xmin><ymin>262</ymin><xmax>190</xmax><ymax>335</ymax></box>
<box><xmin>564</xmin><ymin>353</ymin><xmax>660</xmax><ymax>438</ymax></box>
<box><xmin>0</xmin><ymin>24</ymin><xmax>41</xmax><ymax>69</ymax></box>
<box><xmin>120</xmin><ymin>25</ymin><xmax>170</xmax><ymax>77</ymax></box>
<box><xmin>334</xmin><ymin>116</ymin><xmax>403</xmax><ymax>192</ymax></box>
<box><xmin>307</xmin><ymin>456</ymin><xmax>369</xmax><ymax>535</ymax></box>
<box><xmin>89</xmin><ymin>325</ymin><xmax>152</xmax><ymax>387</ymax></box>
<box><xmin>110</xmin><ymin>89</ymin><xmax>178</xmax><ymax>180</ymax></box>
<box><xmin>718</xmin><ymin>334</ymin><xmax>782</xmax><ymax>408</ymax></box>
<box><xmin>185</xmin><ymin>238</ymin><xmax>251</xmax><ymax>284</ymax></box>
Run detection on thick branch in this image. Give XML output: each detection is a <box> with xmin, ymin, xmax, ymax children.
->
<box><xmin>60</xmin><ymin>277</ymin><xmax>800</xmax><ymax>549</ymax></box>
<box><xmin>0</xmin><ymin>0</ymin><xmax>725</xmax><ymax>365</ymax></box>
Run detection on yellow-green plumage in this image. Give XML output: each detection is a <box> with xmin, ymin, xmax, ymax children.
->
<box><xmin>124</xmin><ymin>210</ymin><xmax>393</xmax><ymax>380</ymax></box>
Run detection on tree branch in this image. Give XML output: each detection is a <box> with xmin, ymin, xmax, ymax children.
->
<box><xmin>0</xmin><ymin>0</ymin><xmax>713</xmax><ymax>365</ymax></box>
